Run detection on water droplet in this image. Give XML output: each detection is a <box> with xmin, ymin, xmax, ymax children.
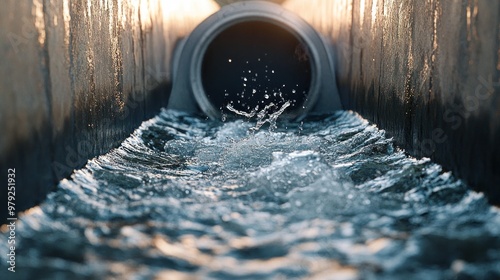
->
<box><xmin>292</xmin><ymin>89</ymin><xmax>296</xmax><ymax>93</ymax></box>
<box><xmin>228</xmin><ymin>59</ymin><xmax>232</xmax><ymax>62</ymax></box>
<box><xmin>271</xmin><ymin>70</ymin><xmax>275</xmax><ymax>73</ymax></box>
<box><xmin>243</xmin><ymin>78</ymin><xmax>247</xmax><ymax>81</ymax></box>
<box><xmin>252</xmin><ymin>89</ymin><xmax>256</xmax><ymax>94</ymax></box>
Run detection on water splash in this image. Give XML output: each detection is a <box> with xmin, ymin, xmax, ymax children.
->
<box><xmin>226</xmin><ymin>103</ymin><xmax>259</xmax><ymax>118</ymax></box>
<box><xmin>226</xmin><ymin>100</ymin><xmax>291</xmax><ymax>132</ymax></box>
<box><xmin>251</xmin><ymin>100</ymin><xmax>291</xmax><ymax>131</ymax></box>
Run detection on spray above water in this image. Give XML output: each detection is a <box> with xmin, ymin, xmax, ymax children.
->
<box><xmin>221</xmin><ymin>56</ymin><xmax>298</xmax><ymax>131</ymax></box>
<box><xmin>226</xmin><ymin>100</ymin><xmax>291</xmax><ymax>131</ymax></box>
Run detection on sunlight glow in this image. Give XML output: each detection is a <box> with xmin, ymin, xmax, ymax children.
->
<box><xmin>129</xmin><ymin>0</ymin><xmax>219</xmax><ymax>36</ymax></box>
<box><xmin>283</xmin><ymin>0</ymin><xmax>352</xmax><ymax>39</ymax></box>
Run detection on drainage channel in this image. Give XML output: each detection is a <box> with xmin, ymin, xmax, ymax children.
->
<box><xmin>1</xmin><ymin>2</ymin><xmax>499</xmax><ymax>279</ymax></box>
<box><xmin>1</xmin><ymin>109</ymin><xmax>499</xmax><ymax>279</ymax></box>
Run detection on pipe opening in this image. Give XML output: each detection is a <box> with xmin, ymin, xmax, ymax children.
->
<box><xmin>201</xmin><ymin>20</ymin><xmax>313</xmax><ymax>118</ymax></box>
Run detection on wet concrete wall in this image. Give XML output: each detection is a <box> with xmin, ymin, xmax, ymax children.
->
<box><xmin>284</xmin><ymin>0</ymin><xmax>500</xmax><ymax>204</ymax></box>
<box><xmin>0</xmin><ymin>0</ymin><xmax>218</xmax><ymax>220</ymax></box>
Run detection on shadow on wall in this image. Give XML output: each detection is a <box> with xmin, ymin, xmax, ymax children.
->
<box><xmin>0</xmin><ymin>0</ymin><xmax>219</xmax><ymax>221</ymax></box>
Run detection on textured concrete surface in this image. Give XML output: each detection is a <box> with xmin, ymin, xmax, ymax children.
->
<box><xmin>0</xmin><ymin>0</ymin><xmax>218</xmax><ymax>220</ymax></box>
<box><xmin>284</xmin><ymin>0</ymin><xmax>500</xmax><ymax>204</ymax></box>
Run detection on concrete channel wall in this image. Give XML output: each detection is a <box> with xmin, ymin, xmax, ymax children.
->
<box><xmin>0</xmin><ymin>0</ymin><xmax>218</xmax><ymax>220</ymax></box>
<box><xmin>1</xmin><ymin>0</ymin><xmax>499</xmax><ymax>220</ymax></box>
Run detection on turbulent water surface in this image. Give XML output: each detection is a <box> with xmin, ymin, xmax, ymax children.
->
<box><xmin>2</xmin><ymin>109</ymin><xmax>500</xmax><ymax>279</ymax></box>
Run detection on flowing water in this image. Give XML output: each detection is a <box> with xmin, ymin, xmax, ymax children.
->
<box><xmin>2</xmin><ymin>109</ymin><xmax>500</xmax><ymax>279</ymax></box>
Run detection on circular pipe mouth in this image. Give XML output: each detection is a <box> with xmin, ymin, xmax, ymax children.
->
<box><xmin>198</xmin><ymin>20</ymin><xmax>314</xmax><ymax>119</ymax></box>
<box><xmin>167</xmin><ymin>1</ymin><xmax>341</xmax><ymax>120</ymax></box>
<box><xmin>185</xmin><ymin>3</ymin><xmax>324</xmax><ymax>120</ymax></box>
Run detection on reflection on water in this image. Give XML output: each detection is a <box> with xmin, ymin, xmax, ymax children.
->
<box><xmin>1</xmin><ymin>109</ymin><xmax>499</xmax><ymax>279</ymax></box>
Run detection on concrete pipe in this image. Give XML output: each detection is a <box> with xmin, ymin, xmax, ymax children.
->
<box><xmin>168</xmin><ymin>1</ymin><xmax>342</xmax><ymax>120</ymax></box>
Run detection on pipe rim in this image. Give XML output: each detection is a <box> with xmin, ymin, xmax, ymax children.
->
<box><xmin>189</xmin><ymin>2</ymin><xmax>323</xmax><ymax>120</ymax></box>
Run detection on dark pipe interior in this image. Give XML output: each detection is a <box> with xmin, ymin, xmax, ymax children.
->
<box><xmin>201</xmin><ymin>21</ymin><xmax>312</xmax><ymax>116</ymax></box>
